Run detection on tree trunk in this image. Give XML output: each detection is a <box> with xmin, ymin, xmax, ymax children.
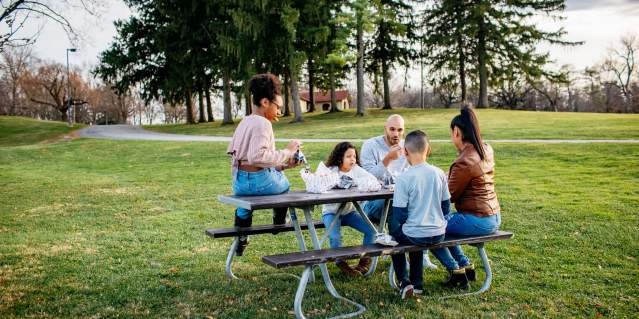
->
<box><xmin>289</xmin><ymin>67</ymin><xmax>304</xmax><ymax>123</ymax></box>
<box><xmin>329</xmin><ymin>64</ymin><xmax>340</xmax><ymax>112</ymax></box>
<box><xmin>198</xmin><ymin>88</ymin><xmax>206</xmax><ymax>123</ymax></box>
<box><xmin>381</xmin><ymin>58</ymin><xmax>392</xmax><ymax>109</ymax></box>
<box><xmin>244</xmin><ymin>89</ymin><xmax>251</xmax><ymax>116</ymax></box>
<box><xmin>205</xmin><ymin>87</ymin><xmax>214</xmax><ymax>122</ymax></box>
<box><xmin>185</xmin><ymin>89</ymin><xmax>195</xmax><ymax>124</ymax></box>
<box><xmin>356</xmin><ymin>12</ymin><xmax>365</xmax><ymax>116</ymax></box>
<box><xmin>456</xmin><ymin>3</ymin><xmax>467</xmax><ymax>102</ymax></box>
<box><xmin>283</xmin><ymin>72</ymin><xmax>291</xmax><ymax>117</ymax></box>
<box><xmin>222</xmin><ymin>69</ymin><xmax>233</xmax><ymax>124</ymax></box>
<box><xmin>307</xmin><ymin>57</ymin><xmax>316</xmax><ymax>112</ymax></box>
<box><xmin>60</xmin><ymin>105</ymin><xmax>69</xmax><ymax>122</ymax></box>
<box><xmin>477</xmin><ymin>5</ymin><xmax>488</xmax><ymax>108</ymax></box>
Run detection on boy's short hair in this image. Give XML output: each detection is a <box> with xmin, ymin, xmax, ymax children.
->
<box><xmin>404</xmin><ymin>130</ymin><xmax>429</xmax><ymax>153</ymax></box>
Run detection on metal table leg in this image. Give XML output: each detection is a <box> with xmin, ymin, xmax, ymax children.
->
<box><xmin>289</xmin><ymin>207</ymin><xmax>308</xmax><ymax>252</ymax></box>
<box><xmin>225</xmin><ymin>237</ymin><xmax>239</xmax><ymax>279</ymax></box>
<box><xmin>290</xmin><ymin>207</ymin><xmax>315</xmax><ymax>283</ymax></box>
<box><xmin>291</xmin><ymin>206</ymin><xmax>366</xmax><ymax>319</ymax></box>
<box><xmin>353</xmin><ymin>199</ymin><xmax>390</xmax><ymax>277</ymax></box>
<box><xmin>440</xmin><ymin>243</ymin><xmax>493</xmax><ymax>299</ymax></box>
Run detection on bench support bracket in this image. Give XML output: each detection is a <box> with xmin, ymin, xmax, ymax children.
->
<box><xmin>386</xmin><ymin>243</ymin><xmax>494</xmax><ymax>297</ymax></box>
<box><xmin>225</xmin><ymin>238</ymin><xmax>239</xmax><ymax>279</ymax></box>
<box><xmin>440</xmin><ymin>242</ymin><xmax>492</xmax><ymax>298</ymax></box>
<box><xmin>292</xmin><ymin>206</ymin><xmax>366</xmax><ymax>319</ymax></box>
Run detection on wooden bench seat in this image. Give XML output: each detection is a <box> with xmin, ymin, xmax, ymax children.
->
<box><xmin>205</xmin><ymin>221</ymin><xmax>326</xmax><ymax>238</ymax></box>
<box><xmin>263</xmin><ymin>231</ymin><xmax>513</xmax><ymax>268</ymax></box>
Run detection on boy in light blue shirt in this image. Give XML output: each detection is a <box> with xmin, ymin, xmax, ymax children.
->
<box><xmin>389</xmin><ymin>130</ymin><xmax>469</xmax><ymax>299</ymax></box>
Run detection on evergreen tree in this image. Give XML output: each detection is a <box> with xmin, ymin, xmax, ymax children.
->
<box><xmin>366</xmin><ymin>0</ymin><xmax>416</xmax><ymax>109</ymax></box>
<box><xmin>350</xmin><ymin>0</ymin><xmax>374</xmax><ymax>116</ymax></box>
<box><xmin>423</xmin><ymin>0</ymin><xmax>473</xmax><ymax>102</ymax></box>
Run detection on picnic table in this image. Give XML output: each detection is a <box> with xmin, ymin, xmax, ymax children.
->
<box><xmin>209</xmin><ymin>188</ymin><xmax>514</xmax><ymax>318</ymax></box>
<box><xmin>215</xmin><ymin>188</ymin><xmax>393</xmax><ymax>318</ymax></box>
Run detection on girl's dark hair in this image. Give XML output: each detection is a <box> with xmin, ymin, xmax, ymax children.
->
<box><xmin>450</xmin><ymin>105</ymin><xmax>486</xmax><ymax>160</ymax></box>
<box><xmin>248</xmin><ymin>73</ymin><xmax>282</xmax><ymax>106</ymax></box>
<box><xmin>325</xmin><ymin>142</ymin><xmax>360</xmax><ymax>168</ymax></box>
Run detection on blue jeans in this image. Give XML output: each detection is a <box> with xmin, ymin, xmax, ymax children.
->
<box><xmin>444</xmin><ymin>212</ymin><xmax>502</xmax><ymax>268</ymax></box>
<box><xmin>232</xmin><ymin>168</ymin><xmax>290</xmax><ymax>220</ymax></box>
<box><xmin>364</xmin><ymin>199</ymin><xmax>388</xmax><ymax>224</ymax></box>
<box><xmin>322</xmin><ymin>211</ymin><xmax>376</xmax><ymax>249</ymax></box>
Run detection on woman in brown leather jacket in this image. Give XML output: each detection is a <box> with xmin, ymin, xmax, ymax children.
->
<box><xmin>443</xmin><ymin>106</ymin><xmax>501</xmax><ymax>285</ymax></box>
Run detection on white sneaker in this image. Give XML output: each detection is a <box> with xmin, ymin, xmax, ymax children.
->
<box><xmin>374</xmin><ymin>233</ymin><xmax>398</xmax><ymax>246</ymax></box>
<box><xmin>424</xmin><ymin>251</ymin><xmax>438</xmax><ymax>269</ymax></box>
<box><xmin>400</xmin><ymin>284</ymin><xmax>414</xmax><ymax>300</ymax></box>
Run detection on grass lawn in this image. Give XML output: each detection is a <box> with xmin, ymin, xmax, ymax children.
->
<box><xmin>145</xmin><ymin>108</ymin><xmax>639</xmax><ymax>140</ymax></box>
<box><xmin>0</xmin><ymin>116</ymin><xmax>83</xmax><ymax>147</ymax></box>
<box><xmin>1</xmin><ymin>123</ymin><xmax>638</xmax><ymax>317</ymax></box>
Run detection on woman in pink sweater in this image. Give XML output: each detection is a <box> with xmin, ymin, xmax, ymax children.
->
<box><xmin>227</xmin><ymin>73</ymin><xmax>301</xmax><ymax>256</ymax></box>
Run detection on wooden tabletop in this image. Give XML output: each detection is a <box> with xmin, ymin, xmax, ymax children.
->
<box><xmin>218</xmin><ymin>188</ymin><xmax>394</xmax><ymax>210</ymax></box>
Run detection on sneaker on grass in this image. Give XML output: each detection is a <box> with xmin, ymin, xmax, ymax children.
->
<box><xmin>399</xmin><ymin>283</ymin><xmax>414</xmax><ymax>300</ymax></box>
<box><xmin>374</xmin><ymin>233</ymin><xmax>398</xmax><ymax>246</ymax></box>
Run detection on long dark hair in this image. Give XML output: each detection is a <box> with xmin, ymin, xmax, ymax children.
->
<box><xmin>325</xmin><ymin>142</ymin><xmax>360</xmax><ymax>168</ymax></box>
<box><xmin>450</xmin><ymin>105</ymin><xmax>486</xmax><ymax>160</ymax></box>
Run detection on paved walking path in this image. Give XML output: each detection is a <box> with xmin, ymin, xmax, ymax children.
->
<box><xmin>77</xmin><ymin>125</ymin><xmax>639</xmax><ymax>143</ymax></box>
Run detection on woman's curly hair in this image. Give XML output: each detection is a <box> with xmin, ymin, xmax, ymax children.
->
<box><xmin>248</xmin><ymin>73</ymin><xmax>282</xmax><ymax>107</ymax></box>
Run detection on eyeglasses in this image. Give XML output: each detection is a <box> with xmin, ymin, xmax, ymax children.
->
<box><xmin>271</xmin><ymin>100</ymin><xmax>283</xmax><ymax>109</ymax></box>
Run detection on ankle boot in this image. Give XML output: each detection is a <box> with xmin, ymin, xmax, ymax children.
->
<box><xmin>443</xmin><ymin>268</ymin><xmax>469</xmax><ymax>289</ymax></box>
<box><xmin>234</xmin><ymin>215</ymin><xmax>252</xmax><ymax>256</ymax></box>
<box><xmin>335</xmin><ymin>260</ymin><xmax>362</xmax><ymax>277</ymax></box>
<box><xmin>354</xmin><ymin>257</ymin><xmax>372</xmax><ymax>274</ymax></box>
<box><xmin>271</xmin><ymin>208</ymin><xmax>288</xmax><ymax>234</ymax></box>
<box><xmin>464</xmin><ymin>264</ymin><xmax>476</xmax><ymax>281</ymax></box>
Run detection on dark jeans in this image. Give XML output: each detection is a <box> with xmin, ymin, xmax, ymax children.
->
<box><xmin>390</xmin><ymin>229</ymin><xmax>445</xmax><ymax>288</ymax></box>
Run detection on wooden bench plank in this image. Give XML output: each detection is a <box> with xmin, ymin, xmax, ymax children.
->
<box><xmin>262</xmin><ymin>231</ymin><xmax>514</xmax><ymax>269</ymax></box>
<box><xmin>218</xmin><ymin>189</ymin><xmax>393</xmax><ymax>210</ymax></box>
<box><xmin>205</xmin><ymin>221</ymin><xmax>326</xmax><ymax>238</ymax></box>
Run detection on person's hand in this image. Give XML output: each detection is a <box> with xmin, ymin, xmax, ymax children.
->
<box><xmin>286</xmin><ymin>139</ymin><xmax>301</xmax><ymax>153</ymax></box>
<box><xmin>383</xmin><ymin>145</ymin><xmax>403</xmax><ymax>166</ymax></box>
<box><xmin>285</xmin><ymin>157</ymin><xmax>300</xmax><ymax>169</ymax></box>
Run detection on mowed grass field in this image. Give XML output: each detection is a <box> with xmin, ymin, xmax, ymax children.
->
<box><xmin>146</xmin><ymin>108</ymin><xmax>639</xmax><ymax>140</ymax></box>
<box><xmin>1</xmin><ymin>115</ymin><xmax>638</xmax><ymax>318</ymax></box>
<box><xmin>0</xmin><ymin>116</ymin><xmax>83</xmax><ymax>147</ymax></box>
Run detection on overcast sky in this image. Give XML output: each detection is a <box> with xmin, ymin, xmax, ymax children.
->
<box><xmin>19</xmin><ymin>0</ymin><xmax>639</xmax><ymax>75</ymax></box>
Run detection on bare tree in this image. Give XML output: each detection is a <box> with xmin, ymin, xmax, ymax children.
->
<box><xmin>163</xmin><ymin>102</ymin><xmax>185</xmax><ymax>124</ymax></box>
<box><xmin>1</xmin><ymin>1</ymin><xmax>102</xmax><ymax>50</ymax></box>
<box><xmin>21</xmin><ymin>62</ymin><xmax>90</xmax><ymax>121</ymax></box>
<box><xmin>0</xmin><ymin>46</ymin><xmax>32</xmax><ymax>115</ymax></box>
<box><xmin>602</xmin><ymin>34</ymin><xmax>638</xmax><ymax>112</ymax></box>
<box><xmin>530</xmin><ymin>78</ymin><xmax>563</xmax><ymax>112</ymax></box>
<box><xmin>431</xmin><ymin>72</ymin><xmax>459</xmax><ymax>108</ymax></box>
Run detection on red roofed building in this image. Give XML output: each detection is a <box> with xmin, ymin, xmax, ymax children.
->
<box><xmin>299</xmin><ymin>90</ymin><xmax>351</xmax><ymax>111</ymax></box>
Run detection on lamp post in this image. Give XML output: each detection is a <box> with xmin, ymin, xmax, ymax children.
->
<box><xmin>66</xmin><ymin>48</ymin><xmax>77</xmax><ymax>126</ymax></box>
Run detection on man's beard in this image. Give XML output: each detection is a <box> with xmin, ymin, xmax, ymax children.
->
<box><xmin>385</xmin><ymin>134</ymin><xmax>400</xmax><ymax>146</ymax></box>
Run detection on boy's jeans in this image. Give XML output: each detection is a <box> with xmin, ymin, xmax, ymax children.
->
<box><xmin>390</xmin><ymin>230</ymin><xmax>445</xmax><ymax>289</ymax></box>
<box><xmin>444</xmin><ymin>212</ymin><xmax>501</xmax><ymax>268</ymax></box>
<box><xmin>232</xmin><ymin>167</ymin><xmax>290</xmax><ymax>220</ymax></box>
<box><xmin>322</xmin><ymin>211</ymin><xmax>376</xmax><ymax>249</ymax></box>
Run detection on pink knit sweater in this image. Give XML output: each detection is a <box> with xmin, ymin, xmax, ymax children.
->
<box><xmin>227</xmin><ymin>114</ymin><xmax>293</xmax><ymax>169</ymax></box>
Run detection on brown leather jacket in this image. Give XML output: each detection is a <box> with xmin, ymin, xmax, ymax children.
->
<box><xmin>448</xmin><ymin>143</ymin><xmax>500</xmax><ymax>217</ymax></box>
